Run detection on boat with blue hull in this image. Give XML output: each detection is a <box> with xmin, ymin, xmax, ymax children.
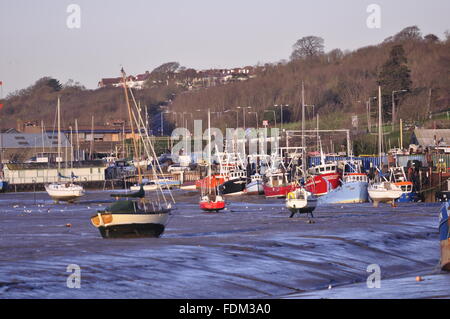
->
<box><xmin>389</xmin><ymin>167</ymin><xmax>419</xmax><ymax>203</ymax></box>
<box><xmin>318</xmin><ymin>160</ymin><xmax>369</xmax><ymax>205</ymax></box>
<box><xmin>439</xmin><ymin>202</ymin><xmax>450</xmax><ymax>271</ymax></box>
<box><xmin>0</xmin><ymin>180</ymin><xmax>7</xmax><ymax>193</ymax></box>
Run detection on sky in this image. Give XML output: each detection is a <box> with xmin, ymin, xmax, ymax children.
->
<box><xmin>1</xmin><ymin>0</ymin><xmax>449</xmax><ymax>96</ymax></box>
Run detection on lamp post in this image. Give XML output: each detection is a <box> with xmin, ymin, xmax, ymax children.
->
<box><xmin>274</xmin><ymin>104</ymin><xmax>289</xmax><ymax>131</ymax></box>
<box><xmin>392</xmin><ymin>89</ymin><xmax>408</xmax><ymax>127</ymax></box>
<box><xmin>224</xmin><ymin>109</ymin><xmax>239</xmax><ymax>128</ymax></box>
<box><xmin>237</xmin><ymin>106</ymin><xmax>252</xmax><ymax>129</ymax></box>
<box><xmin>248</xmin><ymin>111</ymin><xmax>259</xmax><ymax>129</ymax></box>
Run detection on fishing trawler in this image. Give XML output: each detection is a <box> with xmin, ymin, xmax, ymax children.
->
<box><xmin>263</xmin><ymin>170</ymin><xmax>298</xmax><ymax>198</ymax></box>
<box><xmin>199</xmin><ymin>110</ymin><xmax>225</xmax><ymax>212</ymax></box>
<box><xmin>219</xmin><ymin>169</ymin><xmax>248</xmax><ymax>196</ymax></box>
<box><xmin>286</xmin><ymin>187</ymin><xmax>317</xmax><ymax>218</ymax></box>
<box><xmin>318</xmin><ymin>160</ymin><xmax>368</xmax><ymax>204</ymax></box>
<box><xmin>245</xmin><ymin>173</ymin><xmax>264</xmax><ymax>195</ymax></box>
<box><xmin>90</xmin><ymin>68</ymin><xmax>174</xmax><ymax>238</ymax></box>
<box><xmin>45</xmin><ymin>97</ymin><xmax>85</xmax><ymax>203</ymax></box>
<box><xmin>439</xmin><ymin>202</ymin><xmax>450</xmax><ymax>271</ymax></box>
<box><xmin>389</xmin><ymin>166</ymin><xmax>418</xmax><ymax>202</ymax></box>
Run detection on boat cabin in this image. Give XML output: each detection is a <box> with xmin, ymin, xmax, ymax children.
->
<box><xmin>343</xmin><ymin>173</ymin><xmax>368</xmax><ymax>183</ymax></box>
<box><xmin>308</xmin><ymin>163</ymin><xmax>337</xmax><ymax>175</ymax></box>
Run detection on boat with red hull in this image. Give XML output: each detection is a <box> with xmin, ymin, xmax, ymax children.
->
<box><xmin>305</xmin><ymin>162</ymin><xmax>341</xmax><ymax>196</ymax></box>
<box><xmin>263</xmin><ymin>172</ymin><xmax>299</xmax><ymax>198</ymax></box>
<box><xmin>199</xmin><ymin>195</ymin><xmax>226</xmax><ymax>212</ymax></box>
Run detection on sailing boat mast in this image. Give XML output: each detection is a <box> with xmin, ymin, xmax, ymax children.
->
<box><xmin>301</xmin><ymin>81</ymin><xmax>306</xmax><ymax>173</ymax></box>
<box><xmin>378</xmin><ymin>86</ymin><xmax>383</xmax><ymax>168</ymax></box>
<box><xmin>207</xmin><ymin>108</ymin><xmax>212</xmax><ymax>195</ymax></box>
<box><xmin>121</xmin><ymin>68</ymin><xmax>142</xmax><ymax>185</ymax></box>
<box><xmin>57</xmin><ymin>96</ymin><xmax>61</xmax><ymax>181</ymax></box>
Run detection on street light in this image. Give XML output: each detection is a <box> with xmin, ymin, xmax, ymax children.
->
<box><xmin>237</xmin><ymin>106</ymin><xmax>252</xmax><ymax>129</ymax></box>
<box><xmin>224</xmin><ymin>109</ymin><xmax>239</xmax><ymax>128</ymax></box>
<box><xmin>392</xmin><ymin>89</ymin><xmax>408</xmax><ymax>126</ymax></box>
<box><xmin>274</xmin><ymin>104</ymin><xmax>289</xmax><ymax>131</ymax></box>
<box><xmin>248</xmin><ymin>111</ymin><xmax>259</xmax><ymax>129</ymax></box>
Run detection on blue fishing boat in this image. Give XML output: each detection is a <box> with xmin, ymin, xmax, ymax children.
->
<box><xmin>389</xmin><ymin>167</ymin><xmax>419</xmax><ymax>203</ymax></box>
<box><xmin>318</xmin><ymin>160</ymin><xmax>368</xmax><ymax>205</ymax></box>
<box><xmin>439</xmin><ymin>202</ymin><xmax>450</xmax><ymax>271</ymax></box>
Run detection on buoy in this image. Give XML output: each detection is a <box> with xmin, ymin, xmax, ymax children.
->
<box><xmin>416</xmin><ymin>276</ymin><xmax>423</xmax><ymax>282</ymax></box>
<box><xmin>328</xmin><ymin>285</ymin><xmax>332</xmax><ymax>290</ymax></box>
<box><xmin>66</xmin><ymin>223</ymin><xmax>72</xmax><ymax>228</ymax></box>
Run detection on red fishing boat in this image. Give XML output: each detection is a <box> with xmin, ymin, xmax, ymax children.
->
<box><xmin>305</xmin><ymin>162</ymin><xmax>341</xmax><ymax>196</ymax></box>
<box><xmin>263</xmin><ymin>172</ymin><xmax>299</xmax><ymax>198</ymax></box>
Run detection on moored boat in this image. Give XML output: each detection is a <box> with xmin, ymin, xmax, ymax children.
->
<box><xmin>368</xmin><ymin>181</ymin><xmax>403</xmax><ymax>207</ymax></box>
<box><xmin>91</xmin><ymin>186</ymin><xmax>170</xmax><ymax>238</ymax></box>
<box><xmin>245</xmin><ymin>174</ymin><xmax>264</xmax><ymax>195</ymax></box>
<box><xmin>45</xmin><ymin>97</ymin><xmax>85</xmax><ymax>203</ymax></box>
<box><xmin>305</xmin><ymin>162</ymin><xmax>341</xmax><ymax>196</ymax></box>
<box><xmin>286</xmin><ymin>187</ymin><xmax>317</xmax><ymax>218</ymax></box>
<box><xmin>318</xmin><ymin>172</ymin><xmax>368</xmax><ymax>204</ymax></box>
<box><xmin>263</xmin><ymin>171</ymin><xmax>298</xmax><ymax>198</ymax></box>
<box><xmin>439</xmin><ymin>202</ymin><xmax>450</xmax><ymax>271</ymax></box>
<box><xmin>91</xmin><ymin>68</ymin><xmax>174</xmax><ymax>239</ymax></box>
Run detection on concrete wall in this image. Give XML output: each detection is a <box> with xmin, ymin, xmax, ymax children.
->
<box><xmin>3</xmin><ymin>166</ymin><xmax>106</xmax><ymax>184</ymax></box>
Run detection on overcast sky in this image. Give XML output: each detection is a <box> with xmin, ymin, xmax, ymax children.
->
<box><xmin>1</xmin><ymin>0</ymin><xmax>449</xmax><ymax>96</ymax></box>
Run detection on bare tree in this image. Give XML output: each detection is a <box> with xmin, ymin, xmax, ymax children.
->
<box><xmin>290</xmin><ymin>36</ymin><xmax>325</xmax><ymax>60</ymax></box>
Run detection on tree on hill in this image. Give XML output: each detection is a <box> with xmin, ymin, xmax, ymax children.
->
<box><xmin>377</xmin><ymin>45</ymin><xmax>412</xmax><ymax>122</ymax></box>
<box><xmin>290</xmin><ymin>36</ymin><xmax>324</xmax><ymax>60</ymax></box>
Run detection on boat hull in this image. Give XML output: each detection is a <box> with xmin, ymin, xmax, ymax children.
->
<box><xmin>264</xmin><ymin>184</ymin><xmax>298</xmax><ymax>198</ymax></box>
<box><xmin>286</xmin><ymin>198</ymin><xmax>317</xmax><ymax>214</ymax></box>
<box><xmin>0</xmin><ymin>180</ymin><xmax>7</xmax><ymax>193</ymax></box>
<box><xmin>199</xmin><ymin>200</ymin><xmax>225</xmax><ymax>212</ymax></box>
<box><xmin>98</xmin><ymin>223</ymin><xmax>165</xmax><ymax>239</ymax></box>
<box><xmin>245</xmin><ymin>180</ymin><xmax>264</xmax><ymax>195</ymax></box>
<box><xmin>305</xmin><ymin>173</ymin><xmax>341</xmax><ymax>196</ymax></box>
<box><xmin>45</xmin><ymin>184</ymin><xmax>85</xmax><ymax>202</ymax></box>
<box><xmin>219</xmin><ymin>178</ymin><xmax>247</xmax><ymax>196</ymax></box>
<box><xmin>318</xmin><ymin>181</ymin><xmax>368</xmax><ymax>205</ymax></box>
<box><xmin>439</xmin><ymin>203</ymin><xmax>450</xmax><ymax>271</ymax></box>
<box><xmin>91</xmin><ymin>211</ymin><xmax>169</xmax><ymax>239</ymax></box>
<box><xmin>396</xmin><ymin>191</ymin><xmax>419</xmax><ymax>203</ymax></box>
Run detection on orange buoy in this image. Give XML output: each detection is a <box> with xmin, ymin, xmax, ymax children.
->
<box><xmin>416</xmin><ymin>276</ymin><xmax>423</xmax><ymax>282</ymax></box>
<box><xmin>66</xmin><ymin>223</ymin><xmax>72</xmax><ymax>228</ymax></box>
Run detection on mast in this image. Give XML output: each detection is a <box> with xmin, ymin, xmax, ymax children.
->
<box><xmin>89</xmin><ymin>115</ymin><xmax>94</xmax><ymax>160</ymax></box>
<box><xmin>301</xmin><ymin>81</ymin><xmax>306</xmax><ymax>173</ymax></box>
<box><xmin>207</xmin><ymin>108</ymin><xmax>211</xmax><ymax>195</ymax></box>
<box><xmin>378</xmin><ymin>86</ymin><xmax>382</xmax><ymax>168</ymax></box>
<box><xmin>121</xmin><ymin>68</ymin><xmax>142</xmax><ymax>184</ymax></box>
<box><xmin>75</xmin><ymin>119</ymin><xmax>80</xmax><ymax>161</ymax></box>
<box><xmin>57</xmin><ymin>96</ymin><xmax>61</xmax><ymax>181</ymax></box>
